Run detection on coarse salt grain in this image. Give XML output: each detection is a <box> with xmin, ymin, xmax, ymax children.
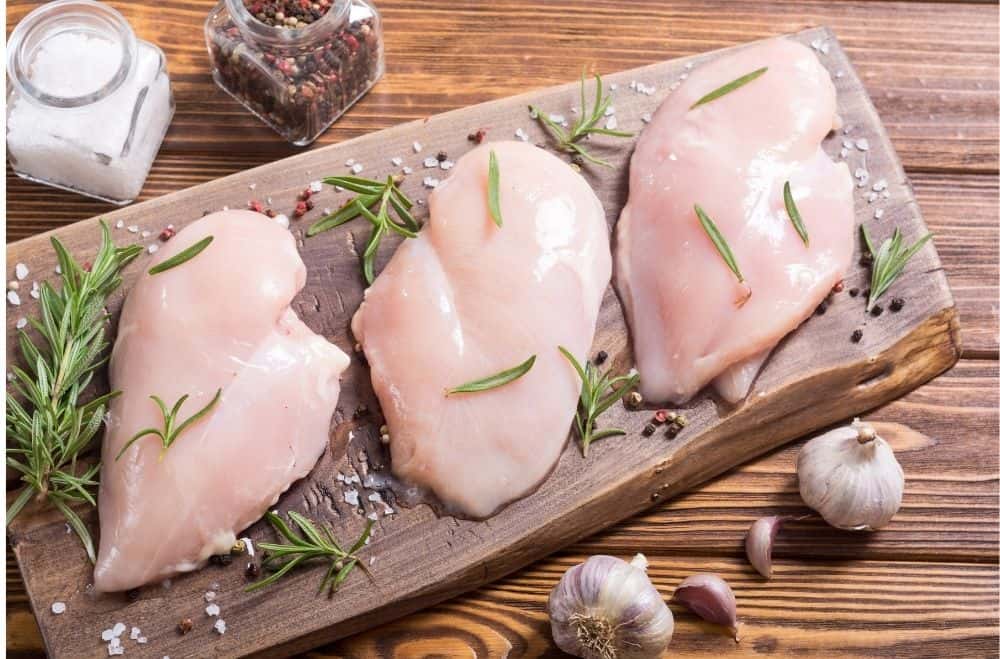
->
<box><xmin>214</xmin><ymin>619</ymin><xmax>227</xmax><ymax>635</ymax></box>
<box><xmin>344</xmin><ymin>489</ymin><xmax>360</xmax><ymax>506</ymax></box>
<box><xmin>127</xmin><ymin>225</ymin><xmax>139</xmax><ymax>233</ymax></box>
<box><xmin>402</xmin><ymin>166</ymin><xmax>414</xmax><ymax>175</ymax></box>
<box><xmin>549</xmin><ymin>113</ymin><xmax>566</xmax><ymax>124</ymax></box>
<box><xmin>274</xmin><ymin>214</ymin><xmax>290</xmax><ymax>228</ymax></box>
<box><xmin>141</xmin><ymin>230</ymin><xmax>151</xmax><ymax>238</ymax></box>
<box><xmin>206</xmin><ymin>603</ymin><xmax>221</xmax><ymax>617</ymax></box>
<box><xmin>130</xmin><ymin>626</ymin><xmax>141</xmax><ymax>640</ymax></box>
<box><xmin>107</xmin><ymin>642</ymin><xmax>124</xmax><ymax>656</ymax></box>
<box><xmin>345</xmin><ymin>158</ymin><xmax>355</xmax><ymax>167</ymax></box>
<box><xmin>147</xmin><ymin>244</ymin><xmax>159</xmax><ymax>254</ymax></box>
<box><xmin>872</xmin><ymin>179</ymin><xmax>887</xmax><ymax>192</ymax></box>
<box><xmin>8</xmin><ymin>291</ymin><xmax>22</xmax><ymax>306</ymax></box>
<box><xmin>440</xmin><ymin>160</ymin><xmax>454</xmax><ymax>170</ymax></box>
<box><xmin>204</xmin><ymin>590</ymin><xmax>217</xmax><ymax>602</ymax></box>
<box><xmin>514</xmin><ymin>128</ymin><xmax>529</xmax><ymax>141</ymax></box>
<box><xmin>16</xmin><ymin>318</ymin><xmax>28</xmax><ymax>330</ymax></box>
<box><xmin>55</xmin><ymin>264</ymin><xmax>62</xmax><ymax>274</ymax></box>
<box><xmin>351</xmin><ymin>163</ymin><xmax>364</xmax><ymax>174</ymax></box>
<box><xmin>366</xmin><ymin>511</ymin><xmax>378</xmax><ymax>521</ymax></box>
<box><xmin>112</xmin><ymin>622</ymin><xmax>126</xmax><ymax>637</ymax></box>
<box><xmin>641</xmin><ymin>113</ymin><xmax>652</xmax><ymax>123</ymax></box>
<box><xmin>605</xmin><ymin>116</ymin><xmax>619</xmax><ymax>131</ymax></box>
<box><xmin>137</xmin><ymin>637</ymin><xmax>147</xmax><ymax>644</ymax></box>
<box><xmin>101</xmin><ymin>629</ymin><xmax>115</xmax><ymax>642</ymax></box>
<box><xmin>412</xmin><ymin>141</ymin><xmax>422</xmax><ymax>153</ymax></box>
<box><xmin>423</xmin><ymin>157</ymin><xmax>439</xmax><ymax>168</ymax></box>
<box><xmin>248</xmin><ymin>182</ymin><xmax>257</xmax><ymax>190</ymax></box>
<box><xmin>390</xmin><ymin>156</ymin><xmax>403</xmax><ymax>167</ymax></box>
<box><xmin>14</xmin><ymin>263</ymin><xmax>28</xmax><ymax>280</ymax></box>
<box><xmin>855</xmin><ymin>138</ymin><xmax>870</xmax><ymax>151</ymax></box>
<box><xmin>423</xmin><ymin>177</ymin><xmax>439</xmax><ymax>189</ymax></box>
<box><xmin>867</xmin><ymin>192</ymin><xmax>878</xmax><ymax>203</ymax></box>
<box><xmin>309</xmin><ymin>180</ymin><xmax>323</xmax><ymax>193</ymax></box>
<box><xmin>604</xmin><ymin>105</ymin><xmax>615</xmax><ymax>116</ymax></box>
<box><xmin>51</xmin><ymin>602</ymin><xmax>66</xmax><ymax>614</ymax></box>
<box><xmin>874</xmin><ymin>209</ymin><xmax>885</xmax><ymax>219</ymax></box>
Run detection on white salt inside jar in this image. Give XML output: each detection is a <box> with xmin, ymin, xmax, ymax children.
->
<box><xmin>6</xmin><ymin>0</ymin><xmax>175</xmax><ymax>205</ymax></box>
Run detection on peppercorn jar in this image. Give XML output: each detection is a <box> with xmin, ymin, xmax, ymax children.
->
<box><xmin>6</xmin><ymin>0</ymin><xmax>174</xmax><ymax>205</ymax></box>
<box><xmin>205</xmin><ymin>0</ymin><xmax>384</xmax><ymax>146</ymax></box>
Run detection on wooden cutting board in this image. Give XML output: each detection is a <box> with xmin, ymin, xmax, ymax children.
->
<box><xmin>6</xmin><ymin>26</ymin><xmax>960</xmax><ymax>659</ymax></box>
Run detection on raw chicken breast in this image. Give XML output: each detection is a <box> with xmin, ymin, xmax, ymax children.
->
<box><xmin>615</xmin><ymin>38</ymin><xmax>854</xmax><ymax>404</ymax></box>
<box><xmin>95</xmin><ymin>210</ymin><xmax>349</xmax><ymax>592</ymax></box>
<box><xmin>352</xmin><ymin>141</ymin><xmax>611</xmax><ymax>518</ymax></box>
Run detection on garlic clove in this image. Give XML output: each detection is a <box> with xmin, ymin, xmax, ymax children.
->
<box><xmin>745</xmin><ymin>516</ymin><xmax>783</xmax><ymax>579</ymax></box>
<box><xmin>671</xmin><ymin>573</ymin><xmax>739</xmax><ymax>640</ymax></box>
<box><xmin>797</xmin><ymin>418</ymin><xmax>904</xmax><ymax>531</ymax></box>
<box><xmin>548</xmin><ymin>553</ymin><xmax>674</xmax><ymax>659</ymax></box>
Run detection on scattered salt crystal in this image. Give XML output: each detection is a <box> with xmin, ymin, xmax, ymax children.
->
<box><xmin>835</xmin><ymin>70</ymin><xmax>844</xmax><ymax>79</ymax></box>
<box><xmin>855</xmin><ymin>138</ymin><xmax>870</xmax><ymax>151</ymax></box>
<box><xmin>51</xmin><ymin>602</ymin><xmax>66</xmax><ymax>614</ymax></box>
<box><xmin>604</xmin><ymin>105</ymin><xmax>615</xmax><ymax>116</ymax></box>
<box><xmin>641</xmin><ymin>113</ymin><xmax>652</xmax><ymax>123</ymax></box>
<box><xmin>384</xmin><ymin>505</ymin><xmax>396</xmax><ymax>515</ymax></box>
<box><xmin>7</xmin><ymin>372</ymin><xmax>15</xmax><ymax>382</ymax></box>
<box><xmin>16</xmin><ymin>318</ymin><xmax>27</xmax><ymax>330</ymax></box>
<box><xmin>322</xmin><ymin>207</ymin><xmax>331</xmax><ymax>215</ymax></box>
<box><xmin>882</xmin><ymin>190</ymin><xmax>890</xmax><ymax>199</ymax></box>
<box><xmin>605</xmin><ymin>115</ymin><xmax>618</xmax><ymax>131</ymax></box>
<box><xmin>366</xmin><ymin>511</ymin><xmax>378</xmax><ymax>521</ymax></box>
<box><xmin>423</xmin><ymin>177</ymin><xmax>439</xmax><ymax>189</ymax></box>
<box><xmin>867</xmin><ymin>192</ymin><xmax>878</xmax><ymax>203</ymax></box>
<box><xmin>514</xmin><ymin>127</ymin><xmax>529</xmax><ymax>141</ymax></box>
<box><xmin>842</xmin><ymin>138</ymin><xmax>854</xmax><ymax>149</ymax></box>
<box><xmin>335</xmin><ymin>473</ymin><xmax>345</xmax><ymax>482</ymax></box>
<box><xmin>204</xmin><ymin>591</ymin><xmax>217</xmax><ymax>602</ymax></box>
<box><xmin>440</xmin><ymin>160</ymin><xmax>454</xmax><ymax>170</ymax></box>
<box><xmin>333</xmin><ymin>186</ymin><xmax>344</xmax><ymax>193</ymax></box>
<box><xmin>115</xmin><ymin>220</ymin><xmax>125</xmax><ymax>229</ymax></box>
<box><xmin>423</xmin><ymin>157</ymin><xmax>439</xmax><ymax>168</ymax></box>
<box><xmin>854</xmin><ymin>167</ymin><xmax>869</xmax><ymax>181</ymax></box>
<box><xmin>839</xmin><ymin>148</ymin><xmax>849</xmax><ymax>159</ymax></box>
<box><xmin>390</xmin><ymin>156</ymin><xmax>403</xmax><ymax>167</ymax></box>
<box><xmin>107</xmin><ymin>642</ymin><xmax>124</xmax><ymax>656</ymax></box>
<box><xmin>820</xmin><ymin>42</ymin><xmax>830</xmax><ymax>55</ymax></box>
<box><xmin>872</xmin><ymin>179</ymin><xmax>887</xmax><ymax>192</ymax></box>
<box><xmin>55</xmin><ymin>264</ymin><xmax>62</xmax><ymax>274</ymax></box>
<box><xmin>127</xmin><ymin>225</ymin><xmax>139</xmax><ymax>233</ymax></box>
<box><xmin>266</xmin><ymin>196</ymin><xmax>273</xmax><ymax>204</ymax></box>
<box><xmin>351</xmin><ymin>163</ymin><xmax>364</xmax><ymax>175</ymax></box>
<box><xmin>14</xmin><ymin>263</ymin><xmax>28</xmax><ymax>280</ymax></box>
<box><xmin>206</xmin><ymin>603</ymin><xmax>221</xmax><ymax>617</ymax></box>
<box><xmin>8</xmin><ymin>291</ymin><xmax>21</xmax><ymax>306</ymax></box>
<box><xmin>610</xmin><ymin>83</ymin><xmax>618</xmax><ymax>91</ymax></box>
<box><xmin>101</xmin><ymin>629</ymin><xmax>115</xmax><ymax>642</ymax></box>
<box><xmin>309</xmin><ymin>180</ymin><xmax>323</xmax><ymax>193</ymax></box>
<box><xmin>810</xmin><ymin>38</ymin><xmax>823</xmax><ymax>51</ymax></box>
<box><xmin>147</xmin><ymin>244</ymin><xmax>159</xmax><ymax>254</ymax></box>
<box><xmin>412</xmin><ymin>141</ymin><xmax>423</xmax><ymax>153</ymax></box>
<box><xmin>248</xmin><ymin>182</ymin><xmax>257</xmax><ymax>191</ymax></box>
<box><xmin>548</xmin><ymin>113</ymin><xmax>565</xmax><ymax>124</ymax></box>
<box><xmin>274</xmin><ymin>214</ymin><xmax>290</xmax><ymax>228</ymax></box>
<box><xmin>402</xmin><ymin>166</ymin><xmax>414</xmax><ymax>175</ymax></box>
<box><xmin>141</xmin><ymin>230</ymin><xmax>151</xmax><ymax>238</ymax></box>
<box><xmin>214</xmin><ymin>619</ymin><xmax>227</xmax><ymax>635</ymax></box>
<box><xmin>137</xmin><ymin>637</ymin><xmax>147</xmax><ymax>644</ymax></box>
<box><xmin>874</xmin><ymin>209</ymin><xmax>885</xmax><ymax>219</ymax></box>
<box><xmin>345</xmin><ymin>158</ymin><xmax>355</xmax><ymax>167</ymax></box>
<box><xmin>112</xmin><ymin>622</ymin><xmax>126</xmax><ymax>637</ymax></box>
<box><xmin>570</xmin><ymin>106</ymin><xmax>579</xmax><ymax>115</ymax></box>
<box><xmin>344</xmin><ymin>489</ymin><xmax>360</xmax><ymax>506</ymax></box>
<box><xmin>685</xmin><ymin>62</ymin><xmax>694</xmax><ymax>70</ymax></box>
<box><xmin>130</xmin><ymin>626</ymin><xmax>141</xmax><ymax>640</ymax></box>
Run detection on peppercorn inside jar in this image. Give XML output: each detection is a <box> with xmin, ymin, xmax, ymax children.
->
<box><xmin>205</xmin><ymin>0</ymin><xmax>384</xmax><ymax>146</ymax></box>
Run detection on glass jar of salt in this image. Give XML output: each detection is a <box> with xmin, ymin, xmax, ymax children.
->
<box><xmin>6</xmin><ymin>0</ymin><xmax>174</xmax><ymax>205</ymax></box>
<box><xmin>205</xmin><ymin>0</ymin><xmax>384</xmax><ymax>146</ymax></box>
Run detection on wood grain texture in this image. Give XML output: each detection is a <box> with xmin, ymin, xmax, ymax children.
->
<box><xmin>4</xmin><ymin>27</ymin><xmax>964</xmax><ymax>658</ymax></box>
<box><xmin>6</xmin><ymin>0</ymin><xmax>997</xmax><ymax>657</ymax></box>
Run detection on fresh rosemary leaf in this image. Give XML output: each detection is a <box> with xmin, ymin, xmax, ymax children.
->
<box><xmin>530</xmin><ymin>71</ymin><xmax>634</xmax><ymax>168</ymax></box>
<box><xmin>690</xmin><ymin>67</ymin><xmax>768</xmax><ymax>109</ymax></box>
<box><xmin>6</xmin><ymin>221</ymin><xmax>141</xmax><ymax>562</ymax></box>
<box><xmin>694</xmin><ymin>204</ymin><xmax>744</xmax><ymax>283</ymax></box>
<box><xmin>558</xmin><ymin>347</ymin><xmax>640</xmax><ymax>457</ymax></box>
<box><xmin>447</xmin><ymin>355</ymin><xmax>536</xmax><ymax>395</ymax></box>
<box><xmin>246</xmin><ymin>511</ymin><xmax>372</xmax><ymax>598</ymax></box>
<box><xmin>783</xmin><ymin>181</ymin><xmax>809</xmax><ymax>246</ymax></box>
<box><xmin>861</xmin><ymin>224</ymin><xmax>932</xmax><ymax>312</ymax></box>
<box><xmin>307</xmin><ymin>175</ymin><xmax>419</xmax><ymax>284</ymax></box>
<box><xmin>115</xmin><ymin>388</ymin><xmax>222</xmax><ymax>461</ymax></box>
<box><xmin>488</xmin><ymin>150</ymin><xmax>503</xmax><ymax>228</ymax></box>
<box><xmin>148</xmin><ymin>236</ymin><xmax>213</xmax><ymax>275</ymax></box>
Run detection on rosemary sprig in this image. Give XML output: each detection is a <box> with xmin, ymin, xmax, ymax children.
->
<box><xmin>487</xmin><ymin>150</ymin><xmax>503</xmax><ymax>228</ymax></box>
<box><xmin>861</xmin><ymin>224</ymin><xmax>932</xmax><ymax>312</ymax></box>
<box><xmin>447</xmin><ymin>355</ymin><xmax>536</xmax><ymax>395</ymax></box>
<box><xmin>148</xmin><ymin>236</ymin><xmax>213</xmax><ymax>275</ymax></box>
<box><xmin>305</xmin><ymin>175</ymin><xmax>418</xmax><ymax>285</ymax></box>
<box><xmin>558</xmin><ymin>347</ymin><xmax>640</xmax><ymax>457</ymax></box>
<box><xmin>246</xmin><ymin>511</ymin><xmax>372</xmax><ymax>597</ymax></box>
<box><xmin>690</xmin><ymin>67</ymin><xmax>768</xmax><ymax>109</ymax></box>
<box><xmin>783</xmin><ymin>181</ymin><xmax>809</xmax><ymax>246</ymax></box>
<box><xmin>115</xmin><ymin>389</ymin><xmax>222</xmax><ymax>461</ymax></box>
<box><xmin>694</xmin><ymin>204</ymin><xmax>745</xmax><ymax>283</ymax></box>
<box><xmin>6</xmin><ymin>221</ymin><xmax>142</xmax><ymax>562</ymax></box>
<box><xmin>530</xmin><ymin>71</ymin><xmax>633</xmax><ymax>167</ymax></box>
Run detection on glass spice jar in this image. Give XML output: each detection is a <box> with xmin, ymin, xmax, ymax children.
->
<box><xmin>6</xmin><ymin>0</ymin><xmax>175</xmax><ymax>205</ymax></box>
<box><xmin>205</xmin><ymin>0</ymin><xmax>384</xmax><ymax>146</ymax></box>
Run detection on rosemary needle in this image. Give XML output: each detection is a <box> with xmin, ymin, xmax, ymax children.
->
<box><xmin>447</xmin><ymin>355</ymin><xmax>536</xmax><ymax>395</ymax></box>
<box><xmin>694</xmin><ymin>204</ymin><xmax>745</xmax><ymax>283</ymax></box>
<box><xmin>783</xmin><ymin>181</ymin><xmax>809</xmax><ymax>246</ymax></box>
<box><xmin>690</xmin><ymin>67</ymin><xmax>768</xmax><ymax>109</ymax></box>
<box><xmin>530</xmin><ymin>71</ymin><xmax>633</xmax><ymax>168</ymax></box>
<box><xmin>487</xmin><ymin>149</ymin><xmax>503</xmax><ymax>228</ymax></box>
<box><xmin>558</xmin><ymin>347</ymin><xmax>640</xmax><ymax>457</ymax></box>
<box><xmin>148</xmin><ymin>236</ymin><xmax>213</xmax><ymax>275</ymax></box>
<box><xmin>861</xmin><ymin>224</ymin><xmax>932</xmax><ymax>312</ymax></box>
<box><xmin>246</xmin><ymin>511</ymin><xmax>372</xmax><ymax>598</ymax></box>
<box><xmin>115</xmin><ymin>389</ymin><xmax>222</xmax><ymax>461</ymax></box>
<box><xmin>6</xmin><ymin>221</ymin><xmax>142</xmax><ymax>562</ymax></box>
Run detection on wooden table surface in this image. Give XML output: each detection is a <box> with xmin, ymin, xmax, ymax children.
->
<box><xmin>6</xmin><ymin>1</ymin><xmax>998</xmax><ymax>657</ymax></box>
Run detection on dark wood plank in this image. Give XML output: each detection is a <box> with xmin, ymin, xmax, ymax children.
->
<box><xmin>5</xmin><ymin>28</ymin><xmax>963</xmax><ymax>658</ymax></box>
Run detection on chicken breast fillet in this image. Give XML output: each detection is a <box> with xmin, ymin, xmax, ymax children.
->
<box><xmin>95</xmin><ymin>210</ymin><xmax>349</xmax><ymax>592</ymax></box>
<box><xmin>615</xmin><ymin>38</ymin><xmax>854</xmax><ymax>405</ymax></box>
<box><xmin>352</xmin><ymin>141</ymin><xmax>611</xmax><ymax>518</ymax></box>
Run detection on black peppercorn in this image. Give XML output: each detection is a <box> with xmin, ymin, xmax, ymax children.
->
<box><xmin>849</xmin><ymin>287</ymin><xmax>859</xmax><ymax>297</ymax></box>
<box><xmin>851</xmin><ymin>329</ymin><xmax>863</xmax><ymax>343</ymax></box>
<box><xmin>642</xmin><ymin>424</ymin><xmax>656</xmax><ymax>437</ymax></box>
<box><xmin>210</xmin><ymin>553</ymin><xmax>233</xmax><ymax>567</ymax></box>
<box><xmin>246</xmin><ymin>561</ymin><xmax>261</xmax><ymax>578</ymax></box>
<box><xmin>436</xmin><ymin>151</ymin><xmax>448</xmax><ymax>162</ymax></box>
<box><xmin>125</xmin><ymin>588</ymin><xmax>140</xmax><ymax>603</ymax></box>
<box><xmin>594</xmin><ymin>350</ymin><xmax>608</xmax><ymax>365</ymax></box>
<box><xmin>870</xmin><ymin>304</ymin><xmax>883</xmax><ymax>317</ymax></box>
<box><xmin>889</xmin><ymin>297</ymin><xmax>905</xmax><ymax>312</ymax></box>
<box><xmin>815</xmin><ymin>301</ymin><xmax>827</xmax><ymax>315</ymax></box>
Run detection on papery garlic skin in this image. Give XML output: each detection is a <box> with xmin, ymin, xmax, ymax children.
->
<box><xmin>797</xmin><ymin>419</ymin><xmax>904</xmax><ymax>531</ymax></box>
<box><xmin>548</xmin><ymin>553</ymin><xmax>674</xmax><ymax>659</ymax></box>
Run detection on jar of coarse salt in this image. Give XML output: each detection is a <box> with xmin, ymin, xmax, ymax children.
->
<box><xmin>6</xmin><ymin>0</ymin><xmax>174</xmax><ymax>205</ymax></box>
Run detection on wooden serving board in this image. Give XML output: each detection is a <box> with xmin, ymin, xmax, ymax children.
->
<box><xmin>6</xmin><ymin>27</ymin><xmax>960</xmax><ymax>659</ymax></box>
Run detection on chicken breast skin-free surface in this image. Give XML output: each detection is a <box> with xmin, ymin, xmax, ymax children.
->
<box><xmin>352</xmin><ymin>141</ymin><xmax>612</xmax><ymax>518</ymax></box>
<box><xmin>615</xmin><ymin>38</ymin><xmax>854</xmax><ymax>404</ymax></box>
<box><xmin>95</xmin><ymin>210</ymin><xmax>349</xmax><ymax>592</ymax></box>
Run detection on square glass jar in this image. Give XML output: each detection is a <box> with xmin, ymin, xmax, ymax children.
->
<box><xmin>205</xmin><ymin>0</ymin><xmax>384</xmax><ymax>146</ymax></box>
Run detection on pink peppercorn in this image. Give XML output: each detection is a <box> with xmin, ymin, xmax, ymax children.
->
<box><xmin>293</xmin><ymin>201</ymin><xmax>309</xmax><ymax>217</ymax></box>
<box><xmin>159</xmin><ymin>227</ymin><xmax>176</xmax><ymax>241</ymax></box>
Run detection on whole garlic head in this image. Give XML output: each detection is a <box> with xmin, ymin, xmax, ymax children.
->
<box><xmin>548</xmin><ymin>554</ymin><xmax>674</xmax><ymax>659</ymax></box>
<box><xmin>797</xmin><ymin>419</ymin><xmax>904</xmax><ymax>531</ymax></box>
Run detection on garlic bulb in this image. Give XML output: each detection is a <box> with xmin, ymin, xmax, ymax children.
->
<box><xmin>548</xmin><ymin>553</ymin><xmax>674</xmax><ymax>659</ymax></box>
<box><xmin>797</xmin><ymin>418</ymin><xmax>904</xmax><ymax>531</ymax></box>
